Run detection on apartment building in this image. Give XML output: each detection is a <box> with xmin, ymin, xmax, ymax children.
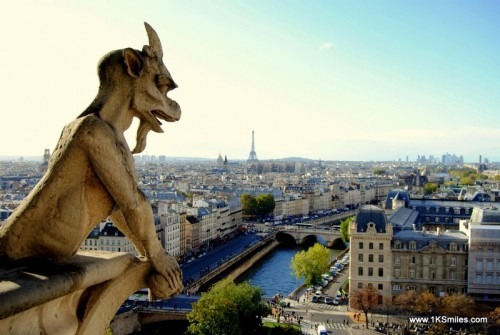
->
<box><xmin>391</xmin><ymin>228</ymin><xmax>468</xmax><ymax>296</ymax></box>
<box><xmin>349</xmin><ymin>205</ymin><xmax>393</xmax><ymax>307</ymax></box>
<box><xmin>460</xmin><ymin>206</ymin><xmax>500</xmax><ymax>303</ymax></box>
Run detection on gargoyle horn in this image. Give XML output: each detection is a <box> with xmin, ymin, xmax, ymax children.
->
<box><xmin>144</xmin><ymin>22</ymin><xmax>163</xmax><ymax>59</ymax></box>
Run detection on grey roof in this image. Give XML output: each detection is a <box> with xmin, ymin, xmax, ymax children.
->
<box><xmin>388</xmin><ymin>207</ymin><xmax>421</xmax><ymax>232</ymax></box>
<box><xmin>470</xmin><ymin>205</ymin><xmax>500</xmax><ymax>223</ymax></box>
<box><xmin>355</xmin><ymin>205</ymin><xmax>387</xmax><ymax>233</ymax></box>
<box><xmin>385</xmin><ymin>189</ymin><xmax>410</xmax><ymax>209</ymax></box>
<box><xmin>394</xmin><ymin>229</ymin><xmax>468</xmax><ymax>243</ymax></box>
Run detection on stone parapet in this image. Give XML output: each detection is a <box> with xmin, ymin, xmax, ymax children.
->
<box><xmin>0</xmin><ymin>251</ymin><xmax>151</xmax><ymax>335</ymax></box>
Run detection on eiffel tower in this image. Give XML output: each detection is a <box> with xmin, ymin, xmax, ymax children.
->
<box><xmin>247</xmin><ymin>130</ymin><xmax>258</xmax><ymax>163</ymax></box>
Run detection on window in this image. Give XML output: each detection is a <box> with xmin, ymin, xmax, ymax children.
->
<box><xmin>409</xmin><ymin>242</ymin><xmax>416</xmax><ymax>250</ymax></box>
<box><xmin>430</xmin><ymin>257</ymin><xmax>436</xmax><ymax>265</ymax></box>
<box><xmin>358</xmin><ymin>283</ymin><xmax>363</xmax><ymax>289</ymax></box>
<box><xmin>476</xmin><ymin>274</ymin><xmax>483</xmax><ymax>284</ymax></box>
<box><xmin>394</xmin><ymin>241</ymin><xmax>401</xmax><ymax>249</ymax></box>
<box><xmin>487</xmin><ymin>260</ymin><xmax>493</xmax><ymax>271</ymax></box>
<box><xmin>378</xmin><ymin>268</ymin><xmax>384</xmax><ymax>277</ymax></box>
<box><xmin>395</xmin><ymin>256</ymin><xmax>401</xmax><ymax>264</ymax></box>
<box><xmin>379</xmin><ymin>255</ymin><xmax>384</xmax><ymax>263</ymax></box>
<box><xmin>410</xmin><ymin>256</ymin><xmax>416</xmax><ymax>264</ymax></box>
<box><xmin>359</xmin><ymin>242</ymin><xmax>364</xmax><ymax>249</ymax></box>
<box><xmin>429</xmin><ymin>287</ymin><xmax>436</xmax><ymax>293</ymax></box>
<box><xmin>486</xmin><ymin>274</ymin><xmax>493</xmax><ymax>284</ymax></box>
<box><xmin>392</xmin><ymin>284</ymin><xmax>401</xmax><ymax>291</ymax></box>
<box><xmin>369</xmin><ymin>254</ymin><xmax>374</xmax><ymax>262</ymax></box>
<box><xmin>368</xmin><ymin>267</ymin><xmax>373</xmax><ymax>276</ymax></box>
<box><xmin>430</xmin><ymin>271</ymin><xmax>436</xmax><ymax>279</ymax></box>
<box><xmin>409</xmin><ymin>269</ymin><xmax>415</xmax><ymax>279</ymax></box>
<box><xmin>450</xmin><ymin>270</ymin><xmax>456</xmax><ymax>280</ymax></box>
<box><xmin>407</xmin><ymin>286</ymin><xmax>416</xmax><ymax>291</ymax></box>
<box><xmin>378</xmin><ymin>284</ymin><xmax>383</xmax><ymax>290</ymax></box>
<box><xmin>450</xmin><ymin>257</ymin><xmax>456</xmax><ymax>266</ymax></box>
<box><xmin>394</xmin><ymin>269</ymin><xmax>401</xmax><ymax>278</ymax></box>
<box><xmin>358</xmin><ymin>267</ymin><xmax>364</xmax><ymax>276</ymax></box>
<box><xmin>369</xmin><ymin>242</ymin><xmax>374</xmax><ymax>250</ymax></box>
<box><xmin>358</xmin><ymin>254</ymin><xmax>364</xmax><ymax>262</ymax></box>
<box><xmin>450</xmin><ymin>243</ymin><xmax>457</xmax><ymax>251</ymax></box>
<box><xmin>379</xmin><ymin>243</ymin><xmax>384</xmax><ymax>250</ymax></box>
<box><xmin>477</xmin><ymin>260</ymin><xmax>483</xmax><ymax>270</ymax></box>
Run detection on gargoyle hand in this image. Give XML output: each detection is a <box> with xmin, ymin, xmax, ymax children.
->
<box><xmin>147</xmin><ymin>250</ymin><xmax>184</xmax><ymax>301</ymax></box>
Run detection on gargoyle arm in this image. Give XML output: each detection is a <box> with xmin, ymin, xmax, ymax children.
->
<box><xmin>82</xmin><ymin>118</ymin><xmax>162</xmax><ymax>258</ymax></box>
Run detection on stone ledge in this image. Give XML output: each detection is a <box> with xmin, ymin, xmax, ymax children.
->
<box><xmin>0</xmin><ymin>251</ymin><xmax>151</xmax><ymax>335</ymax></box>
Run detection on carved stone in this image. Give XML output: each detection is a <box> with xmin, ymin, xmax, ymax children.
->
<box><xmin>0</xmin><ymin>22</ymin><xmax>183</xmax><ymax>333</ymax></box>
<box><xmin>0</xmin><ymin>251</ymin><xmax>151</xmax><ymax>334</ymax></box>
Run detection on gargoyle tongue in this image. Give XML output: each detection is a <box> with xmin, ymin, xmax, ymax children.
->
<box><xmin>132</xmin><ymin>119</ymin><xmax>152</xmax><ymax>154</ymax></box>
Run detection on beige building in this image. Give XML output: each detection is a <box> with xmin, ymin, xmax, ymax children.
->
<box><xmin>349</xmin><ymin>205</ymin><xmax>393</xmax><ymax>307</ymax></box>
<box><xmin>460</xmin><ymin>206</ymin><xmax>500</xmax><ymax>303</ymax></box>
<box><xmin>391</xmin><ymin>228</ymin><xmax>468</xmax><ymax>297</ymax></box>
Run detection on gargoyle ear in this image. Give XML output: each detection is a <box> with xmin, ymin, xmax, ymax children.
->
<box><xmin>123</xmin><ymin>48</ymin><xmax>144</xmax><ymax>78</ymax></box>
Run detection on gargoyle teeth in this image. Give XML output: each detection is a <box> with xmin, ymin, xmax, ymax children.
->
<box><xmin>151</xmin><ymin>110</ymin><xmax>163</xmax><ymax>125</ymax></box>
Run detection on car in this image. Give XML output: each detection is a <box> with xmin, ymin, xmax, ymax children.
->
<box><xmin>314</xmin><ymin>290</ymin><xmax>322</xmax><ymax>298</ymax></box>
<box><xmin>324</xmin><ymin>296</ymin><xmax>333</xmax><ymax>305</ymax></box>
<box><xmin>333</xmin><ymin>297</ymin><xmax>341</xmax><ymax>305</ymax></box>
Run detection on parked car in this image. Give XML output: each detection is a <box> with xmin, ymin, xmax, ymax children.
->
<box><xmin>333</xmin><ymin>297</ymin><xmax>341</xmax><ymax>305</ymax></box>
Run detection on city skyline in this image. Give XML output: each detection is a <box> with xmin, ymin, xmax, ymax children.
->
<box><xmin>1</xmin><ymin>1</ymin><xmax>499</xmax><ymax>162</ymax></box>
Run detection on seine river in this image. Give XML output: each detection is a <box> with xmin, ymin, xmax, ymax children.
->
<box><xmin>240</xmin><ymin>245</ymin><xmax>343</xmax><ymax>297</ymax></box>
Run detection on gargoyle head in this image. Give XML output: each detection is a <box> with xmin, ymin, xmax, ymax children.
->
<box><xmin>80</xmin><ymin>22</ymin><xmax>181</xmax><ymax>153</ymax></box>
<box><xmin>128</xmin><ymin>22</ymin><xmax>181</xmax><ymax>153</ymax></box>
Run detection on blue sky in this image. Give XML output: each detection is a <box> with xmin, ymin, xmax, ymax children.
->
<box><xmin>1</xmin><ymin>1</ymin><xmax>499</xmax><ymax>162</ymax></box>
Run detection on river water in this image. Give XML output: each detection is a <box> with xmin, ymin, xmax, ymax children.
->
<box><xmin>240</xmin><ymin>244</ymin><xmax>343</xmax><ymax>297</ymax></box>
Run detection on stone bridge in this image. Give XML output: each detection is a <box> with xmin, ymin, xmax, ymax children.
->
<box><xmin>276</xmin><ymin>227</ymin><xmax>344</xmax><ymax>248</ymax></box>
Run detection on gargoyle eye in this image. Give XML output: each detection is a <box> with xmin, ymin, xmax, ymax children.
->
<box><xmin>156</xmin><ymin>74</ymin><xmax>176</xmax><ymax>93</ymax></box>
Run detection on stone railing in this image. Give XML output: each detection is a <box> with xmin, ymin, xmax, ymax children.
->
<box><xmin>0</xmin><ymin>251</ymin><xmax>152</xmax><ymax>335</ymax></box>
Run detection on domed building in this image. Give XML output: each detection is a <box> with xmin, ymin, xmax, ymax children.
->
<box><xmin>348</xmin><ymin>205</ymin><xmax>393</xmax><ymax>308</ymax></box>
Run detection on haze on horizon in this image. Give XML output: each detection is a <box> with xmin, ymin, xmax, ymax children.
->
<box><xmin>1</xmin><ymin>1</ymin><xmax>499</xmax><ymax>163</ymax></box>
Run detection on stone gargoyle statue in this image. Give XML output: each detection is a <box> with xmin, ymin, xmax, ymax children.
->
<box><xmin>0</xmin><ymin>22</ymin><xmax>183</xmax><ymax>300</ymax></box>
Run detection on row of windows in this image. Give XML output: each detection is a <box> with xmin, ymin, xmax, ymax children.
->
<box><xmin>358</xmin><ymin>267</ymin><xmax>384</xmax><ymax>277</ymax></box>
<box><xmin>475</xmin><ymin>273</ymin><xmax>500</xmax><ymax>285</ymax></box>
<box><xmin>394</xmin><ymin>268</ymin><xmax>463</xmax><ymax>280</ymax></box>
<box><xmin>357</xmin><ymin>282</ymin><xmax>384</xmax><ymax>290</ymax></box>
<box><xmin>83</xmin><ymin>239</ymin><xmax>129</xmax><ymax>246</ymax></box>
<box><xmin>475</xmin><ymin>259</ymin><xmax>500</xmax><ymax>270</ymax></box>
<box><xmin>359</xmin><ymin>242</ymin><xmax>384</xmax><ymax>250</ymax></box>
<box><xmin>393</xmin><ymin>241</ymin><xmax>465</xmax><ymax>251</ymax></box>
<box><xmin>394</xmin><ymin>255</ymin><xmax>462</xmax><ymax>266</ymax></box>
<box><xmin>412</xmin><ymin>206</ymin><xmax>470</xmax><ymax>215</ymax></box>
<box><xmin>392</xmin><ymin>285</ymin><xmax>464</xmax><ymax>294</ymax></box>
<box><xmin>358</xmin><ymin>254</ymin><xmax>384</xmax><ymax>263</ymax></box>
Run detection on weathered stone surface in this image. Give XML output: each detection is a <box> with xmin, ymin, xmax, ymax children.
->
<box><xmin>0</xmin><ymin>22</ymin><xmax>183</xmax><ymax>333</ymax></box>
<box><xmin>0</xmin><ymin>251</ymin><xmax>150</xmax><ymax>334</ymax></box>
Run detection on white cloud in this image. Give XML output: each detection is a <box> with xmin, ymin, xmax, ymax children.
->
<box><xmin>319</xmin><ymin>41</ymin><xmax>333</xmax><ymax>50</ymax></box>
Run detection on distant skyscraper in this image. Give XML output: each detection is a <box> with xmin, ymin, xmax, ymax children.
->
<box><xmin>247</xmin><ymin>130</ymin><xmax>258</xmax><ymax>162</ymax></box>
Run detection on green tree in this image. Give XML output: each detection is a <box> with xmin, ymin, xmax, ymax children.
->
<box><xmin>241</xmin><ymin>193</ymin><xmax>257</xmax><ymax>216</ymax></box>
<box><xmin>290</xmin><ymin>243</ymin><xmax>330</xmax><ymax>286</ymax></box>
<box><xmin>339</xmin><ymin>216</ymin><xmax>353</xmax><ymax>243</ymax></box>
<box><xmin>423</xmin><ymin>182</ymin><xmax>439</xmax><ymax>194</ymax></box>
<box><xmin>187</xmin><ymin>279</ymin><xmax>270</xmax><ymax>335</ymax></box>
<box><xmin>373</xmin><ymin>169</ymin><xmax>385</xmax><ymax>175</ymax></box>
<box><xmin>256</xmin><ymin>194</ymin><xmax>275</xmax><ymax>216</ymax></box>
